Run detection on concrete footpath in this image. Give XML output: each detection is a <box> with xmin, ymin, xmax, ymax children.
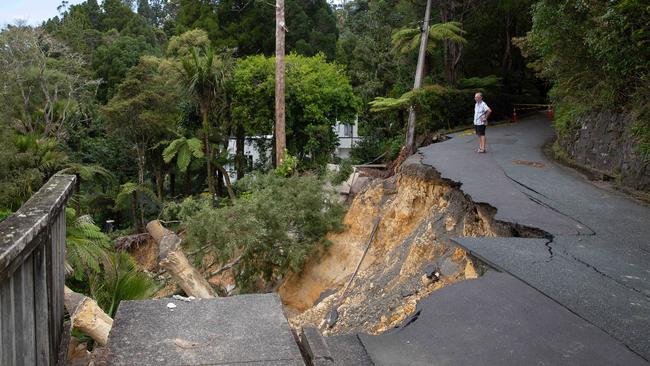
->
<box><xmin>366</xmin><ymin>113</ymin><xmax>649</xmax><ymax>362</ymax></box>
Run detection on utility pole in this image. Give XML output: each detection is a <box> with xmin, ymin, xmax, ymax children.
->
<box><xmin>405</xmin><ymin>0</ymin><xmax>432</xmax><ymax>155</ymax></box>
<box><xmin>275</xmin><ymin>0</ymin><xmax>286</xmax><ymax>167</ymax></box>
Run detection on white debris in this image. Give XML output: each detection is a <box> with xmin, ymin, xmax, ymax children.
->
<box><xmin>225</xmin><ymin>284</ymin><xmax>236</xmax><ymax>293</ymax></box>
<box><xmin>166</xmin><ymin>303</ymin><xmax>177</xmax><ymax>310</ymax></box>
<box><xmin>172</xmin><ymin>295</ymin><xmax>195</xmax><ymax>302</ymax></box>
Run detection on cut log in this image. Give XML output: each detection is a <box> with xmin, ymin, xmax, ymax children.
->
<box><xmin>146</xmin><ymin>220</ymin><xmax>216</xmax><ymax>298</ymax></box>
<box><xmin>64</xmin><ymin>286</ymin><xmax>113</xmax><ymax>346</ymax></box>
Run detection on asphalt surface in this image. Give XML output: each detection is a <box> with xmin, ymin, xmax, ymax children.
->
<box><xmin>360</xmin><ymin>271</ymin><xmax>647</xmax><ymax>366</ymax></box>
<box><xmin>386</xmin><ymin>113</ymin><xmax>650</xmax><ymax>360</ymax></box>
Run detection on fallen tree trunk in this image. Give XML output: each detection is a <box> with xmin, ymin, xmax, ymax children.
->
<box><xmin>146</xmin><ymin>220</ymin><xmax>216</xmax><ymax>298</ymax></box>
<box><xmin>64</xmin><ymin>286</ymin><xmax>113</xmax><ymax>346</ymax></box>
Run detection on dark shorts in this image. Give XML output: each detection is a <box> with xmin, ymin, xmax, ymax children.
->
<box><xmin>475</xmin><ymin>124</ymin><xmax>486</xmax><ymax>136</ymax></box>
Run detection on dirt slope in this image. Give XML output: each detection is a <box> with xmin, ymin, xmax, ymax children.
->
<box><xmin>279</xmin><ymin>161</ymin><xmax>522</xmax><ymax>335</ymax></box>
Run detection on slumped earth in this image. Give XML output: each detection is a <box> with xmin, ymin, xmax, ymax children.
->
<box><xmin>280</xmin><ymin>162</ymin><xmax>542</xmax><ymax>335</ymax></box>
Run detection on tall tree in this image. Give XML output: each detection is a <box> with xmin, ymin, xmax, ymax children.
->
<box><xmin>175</xmin><ymin>0</ymin><xmax>338</xmax><ymax>59</ymax></box>
<box><xmin>101</xmin><ymin>56</ymin><xmax>178</xmax><ymax>228</ymax></box>
<box><xmin>405</xmin><ymin>0</ymin><xmax>432</xmax><ymax>154</ymax></box>
<box><xmin>0</xmin><ymin>26</ymin><xmax>98</xmax><ymax>141</ymax></box>
<box><xmin>438</xmin><ymin>0</ymin><xmax>476</xmax><ymax>85</ymax></box>
<box><xmin>275</xmin><ymin>0</ymin><xmax>286</xmax><ymax>166</ymax></box>
<box><xmin>388</xmin><ymin>17</ymin><xmax>465</xmax><ymax>154</ymax></box>
<box><xmin>232</xmin><ymin>54</ymin><xmax>359</xmax><ymax>168</ymax></box>
<box><xmin>178</xmin><ymin>47</ymin><xmax>234</xmax><ymax>197</ymax></box>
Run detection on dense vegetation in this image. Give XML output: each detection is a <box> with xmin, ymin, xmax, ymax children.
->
<box><xmin>1</xmin><ymin>0</ymin><xmax>646</xmax><ymax>308</ymax></box>
<box><xmin>521</xmin><ymin>0</ymin><xmax>650</xmax><ymax>158</ymax></box>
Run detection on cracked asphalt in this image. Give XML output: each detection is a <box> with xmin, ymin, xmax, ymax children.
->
<box><xmin>412</xmin><ymin>113</ymin><xmax>650</xmax><ymax>360</ymax></box>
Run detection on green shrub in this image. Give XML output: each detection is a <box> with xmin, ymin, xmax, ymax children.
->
<box><xmin>184</xmin><ymin>172</ymin><xmax>345</xmax><ymax>291</ymax></box>
<box><xmin>332</xmin><ymin>159</ymin><xmax>354</xmax><ymax>185</ymax></box>
<box><xmin>161</xmin><ymin>195</ymin><xmax>213</xmax><ymax>223</ymax></box>
<box><xmin>0</xmin><ymin>208</ymin><xmax>12</xmax><ymax>222</ymax></box>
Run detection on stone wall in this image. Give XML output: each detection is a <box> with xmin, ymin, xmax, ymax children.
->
<box><xmin>558</xmin><ymin>110</ymin><xmax>650</xmax><ymax>191</ymax></box>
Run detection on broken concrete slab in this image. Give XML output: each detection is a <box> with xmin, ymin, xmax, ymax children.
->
<box><xmin>299</xmin><ymin>327</ymin><xmax>333</xmax><ymax>365</ymax></box>
<box><xmin>107</xmin><ymin>293</ymin><xmax>304</xmax><ymax>365</ymax></box>
<box><xmin>453</xmin><ymin>236</ymin><xmax>650</xmax><ymax>360</ymax></box>
<box><xmin>359</xmin><ymin>271</ymin><xmax>647</xmax><ymax>366</ymax></box>
<box><xmin>324</xmin><ymin>334</ymin><xmax>374</xmax><ymax>366</ymax></box>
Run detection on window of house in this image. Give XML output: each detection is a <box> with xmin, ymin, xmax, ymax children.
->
<box><xmin>343</xmin><ymin>124</ymin><xmax>353</xmax><ymax>137</ymax></box>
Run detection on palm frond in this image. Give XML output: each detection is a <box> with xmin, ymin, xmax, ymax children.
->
<box><xmin>391</xmin><ymin>21</ymin><xmax>467</xmax><ymax>56</ymax></box>
<box><xmin>91</xmin><ymin>251</ymin><xmax>158</xmax><ymax>317</ymax></box>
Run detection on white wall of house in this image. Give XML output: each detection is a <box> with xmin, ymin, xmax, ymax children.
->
<box><xmin>224</xmin><ymin>117</ymin><xmax>362</xmax><ymax>181</ymax></box>
<box><xmin>334</xmin><ymin>115</ymin><xmax>361</xmax><ymax>159</ymax></box>
<box><xmin>225</xmin><ymin>136</ymin><xmax>272</xmax><ymax>182</ymax></box>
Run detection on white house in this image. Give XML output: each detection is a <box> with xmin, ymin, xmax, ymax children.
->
<box><xmin>333</xmin><ymin>116</ymin><xmax>361</xmax><ymax>159</ymax></box>
<box><xmin>225</xmin><ymin>136</ymin><xmax>272</xmax><ymax>181</ymax></box>
<box><xmin>224</xmin><ymin>117</ymin><xmax>362</xmax><ymax>181</ymax></box>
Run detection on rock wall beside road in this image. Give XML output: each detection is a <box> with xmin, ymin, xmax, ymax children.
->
<box><xmin>558</xmin><ymin>110</ymin><xmax>649</xmax><ymax>191</ymax></box>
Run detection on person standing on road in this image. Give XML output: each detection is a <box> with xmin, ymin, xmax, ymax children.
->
<box><xmin>474</xmin><ymin>92</ymin><xmax>491</xmax><ymax>153</ymax></box>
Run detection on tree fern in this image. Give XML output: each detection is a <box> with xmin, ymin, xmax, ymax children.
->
<box><xmin>370</xmin><ymin>85</ymin><xmax>450</xmax><ymax>113</ymax></box>
<box><xmin>162</xmin><ymin>137</ymin><xmax>204</xmax><ymax>172</ymax></box>
<box><xmin>58</xmin><ymin>163</ymin><xmax>115</xmax><ymax>186</ymax></box>
<box><xmin>391</xmin><ymin>21</ymin><xmax>467</xmax><ymax>56</ymax></box>
<box><xmin>114</xmin><ymin>182</ymin><xmax>159</xmax><ymax>210</ymax></box>
<box><xmin>65</xmin><ymin>208</ymin><xmax>112</xmax><ymax>280</ymax></box>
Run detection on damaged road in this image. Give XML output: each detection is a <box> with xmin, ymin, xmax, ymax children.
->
<box><xmin>282</xmin><ymin>113</ymin><xmax>649</xmax><ymax>365</ymax></box>
<box><xmin>417</xmin><ymin>113</ymin><xmax>650</xmax><ymax>361</ymax></box>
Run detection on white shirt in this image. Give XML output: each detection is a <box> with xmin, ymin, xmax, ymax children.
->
<box><xmin>474</xmin><ymin>101</ymin><xmax>490</xmax><ymax>125</ymax></box>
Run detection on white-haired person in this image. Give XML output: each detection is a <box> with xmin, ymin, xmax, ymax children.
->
<box><xmin>473</xmin><ymin>92</ymin><xmax>491</xmax><ymax>153</ymax></box>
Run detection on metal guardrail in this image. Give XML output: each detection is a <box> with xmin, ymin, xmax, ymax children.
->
<box><xmin>0</xmin><ymin>175</ymin><xmax>76</xmax><ymax>366</ymax></box>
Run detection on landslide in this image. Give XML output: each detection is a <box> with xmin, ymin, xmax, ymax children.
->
<box><xmin>279</xmin><ymin>159</ymin><xmax>531</xmax><ymax>335</ymax></box>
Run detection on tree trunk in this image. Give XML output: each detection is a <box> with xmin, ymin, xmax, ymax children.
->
<box><xmin>146</xmin><ymin>220</ymin><xmax>216</xmax><ymax>298</ymax></box>
<box><xmin>275</xmin><ymin>0</ymin><xmax>286</xmax><ymax>167</ymax></box>
<box><xmin>215</xmin><ymin>164</ymin><xmax>236</xmax><ymax>201</ymax></box>
<box><xmin>236</xmin><ymin>124</ymin><xmax>245</xmax><ymax>180</ymax></box>
<box><xmin>405</xmin><ymin>0</ymin><xmax>432</xmax><ymax>155</ymax></box>
<box><xmin>155</xmin><ymin>169</ymin><xmax>164</xmax><ymax>200</ymax></box>
<box><xmin>502</xmin><ymin>13</ymin><xmax>513</xmax><ymax>73</ymax></box>
<box><xmin>64</xmin><ymin>286</ymin><xmax>113</xmax><ymax>346</ymax></box>
<box><xmin>216</xmin><ymin>169</ymin><xmax>224</xmax><ymax>197</ymax></box>
<box><xmin>139</xmin><ymin>193</ymin><xmax>145</xmax><ymax>232</ymax></box>
<box><xmin>170</xmin><ymin>172</ymin><xmax>176</xmax><ymax>197</ymax></box>
<box><xmin>203</xmin><ymin>109</ymin><xmax>215</xmax><ymax>196</ymax></box>
<box><xmin>131</xmin><ymin>191</ymin><xmax>140</xmax><ymax>232</ymax></box>
<box><xmin>185</xmin><ymin>170</ymin><xmax>191</xmax><ymax>195</ymax></box>
<box><xmin>136</xmin><ymin>144</ymin><xmax>146</xmax><ymax>230</ymax></box>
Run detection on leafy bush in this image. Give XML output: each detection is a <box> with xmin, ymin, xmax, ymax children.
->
<box><xmin>275</xmin><ymin>150</ymin><xmax>299</xmax><ymax>177</ymax></box>
<box><xmin>523</xmin><ymin>0</ymin><xmax>650</xmax><ymax>154</ymax></box>
<box><xmin>161</xmin><ymin>195</ymin><xmax>213</xmax><ymax>223</ymax></box>
<box><xmin>184</xmin><ymin>172</ymin><xmax>345</xmax><ymax>291</ymax></box>
<box><xmin>332</xmin><ymin>159</ymin><xmax>354</xmax><ymax>185</ymax></box>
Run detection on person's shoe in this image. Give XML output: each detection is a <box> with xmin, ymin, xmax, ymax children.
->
<box><xmin>478</xmin><ymin>149</ymin><xmax>486</xmax><ymax>153</ymax></box>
